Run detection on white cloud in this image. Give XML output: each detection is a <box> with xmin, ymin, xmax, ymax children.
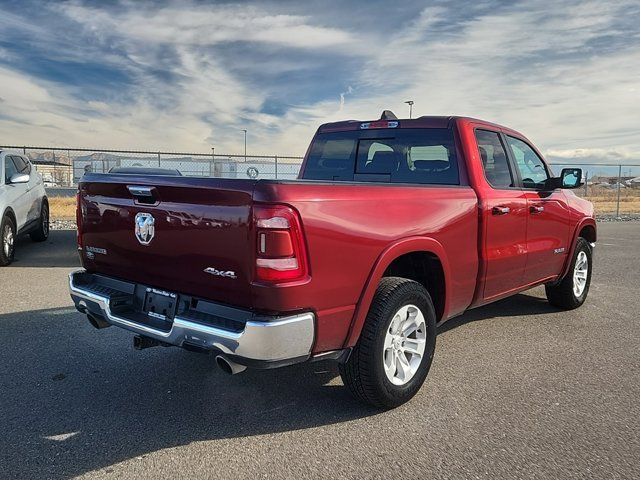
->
<box><xmin>314</xmin><ymin>0</ymin><xmax>640</xmax><ymax>163</ymax></box>
<box><xmin>0</xmin><ymin>0</ymin><xmax>638</xmax><ymax>164</ymax></box>
<box><xmin>60</xmin><ymin>3</ymin><xmax>357</xmax><ymax>50</ymax></box>
<box><xmin>1</xmin><ymin>1</ymin><xmax>360</xmax><ymax>153</ymax></box>
<box><xmin>546</xmin><ymin>147</ymin><xmax>640</xmax><ymax>164</ymax></box>
<box><xmin>0</xmin><ymin>67</ymin><xmax>51</xmax><ymax>105</ymax></box>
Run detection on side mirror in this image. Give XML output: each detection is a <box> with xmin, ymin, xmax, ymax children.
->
<box><xmin>560</xmin><ymin>168</ymin><xmax>582</xmax><ymax>189</ymax></box>
<box><xmin>9</xmin><ymin>173</ymin><xmax>30</xmax><ymax>184</ymax></box>
<box><xmin>542</xmin><ymin>168</ymin><xmax>582</xmax><ymax>190</ymax></box>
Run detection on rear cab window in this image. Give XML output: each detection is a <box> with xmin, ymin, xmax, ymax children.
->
<box><xmin>301</xmin><ymin>128</ymin><xmax>459</xmax><ymax>185</ymax></box>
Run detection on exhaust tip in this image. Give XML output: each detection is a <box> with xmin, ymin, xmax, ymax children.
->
<box><xmin>215</xmin><ymin>355</ymin><xmax>247</xmax><ymax>375</ymax></box>
<box><xmin>216</xmin><ymin>356</ymin><xmax>232</xmax><ymax>374</ymax></box>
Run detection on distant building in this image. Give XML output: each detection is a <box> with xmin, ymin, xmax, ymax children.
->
<box><xmin>589</xmin><ymin>175</ymin><xmax>635</xmax><ymax>185</ymax></box>
<box><xmin>32</xmin><ymin>160</ymin><xmax>73</xmax><ymax>186</ymax></box>
<box><xmin>611</xmin><ymin>182</ymin><xmax>627</xmax><ymax>189</ymax></box>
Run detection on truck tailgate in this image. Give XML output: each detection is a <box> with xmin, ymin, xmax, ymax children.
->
<box><xmin>78</xmin><ymin>174</ymin><xmax>256</xmax><ymax>308</ymax></box>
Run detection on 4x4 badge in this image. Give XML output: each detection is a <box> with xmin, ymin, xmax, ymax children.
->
<box><xmin>135</xmin><ymin>212</ymin><xmax>155</xmax><ymax>245</ymax></box>
<box><xmin>204</xmin><ymin>267</ymin><xmax>237</xmax><ymax>279</ymax></box>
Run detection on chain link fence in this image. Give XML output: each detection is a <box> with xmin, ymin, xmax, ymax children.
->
<box><xmin>550</xmin><ymin>162</ymin><xmax>640</xmax><ymax>217</ymax></box>
<box><xmin>2</xmin><ymin>145</ymin><xmax>639</xmax><ymax>216</ymax></box>
<box><xmin>0</xmin><ymin>145</ymin><xmax>304</xmax><ymax>187</ymax></box>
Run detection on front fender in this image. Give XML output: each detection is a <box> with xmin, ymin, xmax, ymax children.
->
<box><xmin>558</xmin><ymin>217</ymin><xmax>597</xmax><ymax>281</ymax></box>
<box><xmin>342</xmin><ymin>236</ymin><xmax>451</xmax><ymax>348</ymax></box>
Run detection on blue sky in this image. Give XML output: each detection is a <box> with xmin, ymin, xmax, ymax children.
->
<box><xmin>0</xmin><ymin>0</ymin><xmax>638</xmax><ymax>162</ymax></box>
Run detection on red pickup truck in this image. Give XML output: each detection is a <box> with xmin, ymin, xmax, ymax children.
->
<box><xmin>69</xmin><ymin>113</ymin><xmax>596</xmax><ymax>407</ymax></box>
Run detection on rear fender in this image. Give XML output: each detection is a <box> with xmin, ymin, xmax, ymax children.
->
<box><xmin>342</xmin><ymin>236</ymin><xmax>451</xmax><ymax>348</ymax></box>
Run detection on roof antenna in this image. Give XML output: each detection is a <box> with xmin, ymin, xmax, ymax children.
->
<box><xmin>379</xmin><ymin>110</ymin><xmax>398</xmax><ymax>120</ymax></box>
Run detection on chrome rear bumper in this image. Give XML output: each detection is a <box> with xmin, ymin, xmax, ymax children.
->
<box><xmin>68</xmin><ymin>270</ymin><xmax>315</xmax><ymax>367</ymax></box>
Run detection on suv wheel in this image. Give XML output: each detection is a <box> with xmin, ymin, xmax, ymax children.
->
<box><xmin>339</xmin><ymin>277</ymin><xmax>437</xmax><ymax>408</ymax></box>
<box><xmin>1</xmin><ymin>215</ymin><xmax>16</xmax><ymax>266</ymax></box>
<box><xmin>545</xmin><ymin>237</ymin><xmax>592</xmax><ymax>310</ymax></box>
<box><xmin>30</xmin><ymin>201</ymin><xmax>49</xmax><ymax>242</ymax></box>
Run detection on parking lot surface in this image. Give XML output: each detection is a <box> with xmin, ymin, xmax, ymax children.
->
<box><xmin>1</xmin><ymin>223</ymin><xmax>639</xmax><ymax>479</ymax></box>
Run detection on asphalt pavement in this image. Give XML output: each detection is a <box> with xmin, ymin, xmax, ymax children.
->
<box><xmin>1</xmin><ymin>224</ymin><xmax>638</xmax><ymax>479</ymax></box>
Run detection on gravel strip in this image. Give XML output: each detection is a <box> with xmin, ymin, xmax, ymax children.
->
<box><xmin>51</xmin><ymin>219</ymin><xmax>77</xmax><ymax>230</ymax></box>
<box><xmin>596</xmin><ymin>214</ymin><xmax>640</xmax><ymax>222</ymax></box>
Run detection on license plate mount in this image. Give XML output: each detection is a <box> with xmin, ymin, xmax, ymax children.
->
<box><xmin>143</xmin><ymin>288</ymin><xmax>178</xmax><ymax>322</ymax></box>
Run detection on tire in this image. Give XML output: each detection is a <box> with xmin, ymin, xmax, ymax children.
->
<box><xmin>1</xmin><ymin>215</ymin><xmax>16</xmax><ymax>266</ymax></box>
<box><xmin>30</xmin><ymin>200</ymin><xmax>49</xmax><ymax>242</ymax></box>
<box><xmin>545</xmin><ymin>237</ymin><xmax>592</xmax><ymax>310</ymax></box>
<box><xmin>340</xmin><ymin>277</ymin><xmax>437</xmax><ymax>408</ymax></box>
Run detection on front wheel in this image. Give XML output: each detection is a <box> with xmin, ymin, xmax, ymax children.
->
<box><xmin>339</xmin><ymin>277</ymin><xmax>437</xmax><ymax>408</ymax></box>
<box><xmin>545</xmin><ymin>237</ymin><xmax>592</xmax><ymax>310</ymax></box>
<box><xmin>1</xmin><ymin>215</ymin><xmax>16</xmax><ymax>266</ymax></box>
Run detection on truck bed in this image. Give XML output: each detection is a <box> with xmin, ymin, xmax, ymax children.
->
<box><xmin>78</xmin><ymin>174</ymin><xmax>479</xmax><ymax>352</ymax></box>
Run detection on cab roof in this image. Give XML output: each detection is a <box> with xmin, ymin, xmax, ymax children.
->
<box><xmin>317</xmin><ymin>114</ymin><xmax>524</xmax><ymax>138</ymax></box>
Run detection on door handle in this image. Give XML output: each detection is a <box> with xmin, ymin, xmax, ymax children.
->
<box><xmin>530</xmin><ymin>205</ymin><xmax>544</xmax><ymax>214</ymax></box>
<box><xmin>127</xmin><ymin>185</ymin><xmax>158</xmax><ymax>204</ymax></box>
<box><xmin>492</xmin><ymin>206</ymin><xmax>510</xmax><ymax>215</ymax></box>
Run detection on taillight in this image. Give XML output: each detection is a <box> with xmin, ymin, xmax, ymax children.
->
<box><xmin>253</xmin><ymin>204</ymin><xmax>309</xmax><ymax>283</ymax></box>
<box><xmin>76</xmin><ymin>191</ymin><xmax>83</xmax><ymax>249</ymax></box>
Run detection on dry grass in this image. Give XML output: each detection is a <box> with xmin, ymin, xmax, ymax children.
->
<box><xmin>576</xmin><ymin>188</ymin><xmax>640</xmax><ymax>214</ymax></box>
<box><xmin>590</xmin><ymin>198</ymin><xmax>640</xmax><ymax>214</ymax></box>
<box><xmin>49</xmin><ymin>196</ymin><xmax>76</xmax><ymax>221</ymax></box>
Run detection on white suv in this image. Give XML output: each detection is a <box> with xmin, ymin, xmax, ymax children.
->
<box><xmin>0</xmin><ymin>150</ymin><xmax>49</xmax><ymax>265</ymax></box>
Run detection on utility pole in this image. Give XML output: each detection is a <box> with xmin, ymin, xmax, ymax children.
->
<box><xmin>584</xmin><ymin>170</ymin><xmax>588</xmax><ymax>197</ymax></box>
<box><xmin>616</xmin><ymin>164</ymin><xmax>622</xmax><ymax>219</ymax></box>
<box><xmin>404</xmin><ymin>100</ymin><xmax>414</xmax><ymax>119</ymax></box>
<box><xmin>211</xmin><ymin>147</ymin><xmax>215</xmax><ymax>177</ymax></box>
<box><xmin>241</xmin><ymin>129</ymin><xmax>247</xmax><ymax>162</ymax></box>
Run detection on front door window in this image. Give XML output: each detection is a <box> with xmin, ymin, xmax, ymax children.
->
<box><xmin>506</xmin><ymin>136</ymin><xmax>549</xmax><ymax>189</ymax></box>
<box><xmin>4</xmin><ymin>157</ymin><xmax>18</xmax><ymax>183</ymax></box>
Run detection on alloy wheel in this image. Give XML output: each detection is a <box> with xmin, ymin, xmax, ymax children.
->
<box><xmin>3</xmin><ymin>224</ymin><xmax>14</xmax><ymax>258</ymax></box>
<box><xmin>383</xmin><ymin>304</ymin><xmax>427</xmax><ymax>386</ymax></box>
<box><xmin>573</xmin><ymin>250</ymin><xmax>588</xmax><ymax>297</ymax></box>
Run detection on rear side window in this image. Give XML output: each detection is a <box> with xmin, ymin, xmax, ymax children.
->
<box><xmin>302</xmin><ymin>128</ymin><xmax>459</xmax><ymax>185</ymax></box>
<box><xmin>475</xmin><ymin>130</ymin><xmax>514</xmax><ymax>189</ymax></box>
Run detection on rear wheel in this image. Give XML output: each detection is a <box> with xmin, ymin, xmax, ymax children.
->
<box><xmin>1</xmin><ymin>215</ymin><xmax>16</xmax><ymax>266</ymax></box>
<box><xmin>545</xmin><ymin>237</ymin><xmax>592</xmax><ymax>310</ymax></box>
<box><xmin>30</xmin><ymin>200</ymin><xmax>49</xmax><ymax>242</ymax></box>
<box><xmin>339</xmin><ymin>277</ymin><xmax>437</xmax><ymax>408</ymax></box>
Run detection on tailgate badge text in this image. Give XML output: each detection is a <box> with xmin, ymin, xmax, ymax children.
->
<box><xmin>204</xmin><ymin>267</ymin><xmax>237</xmax><ymax>279</ymax></box>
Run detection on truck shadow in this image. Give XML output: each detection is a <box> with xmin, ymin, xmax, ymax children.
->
<box><xmin>10</xmin><ymin>230</ymin><xmax>80</xmax><ymax>268</ymax></box>
<box><xmin>0</xmin><ymin>307</ymin><xmax>379</xmax><ymax>479</ymax></box>
<box><xmin>2</xmin><ymin>293</ymin><xmax>556</xmax><ymax>478</ymax></box>
<box><xmin>438</xmin><ymin>292</ymin><xmax>557</xmax><ymax>334</ymax></box>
